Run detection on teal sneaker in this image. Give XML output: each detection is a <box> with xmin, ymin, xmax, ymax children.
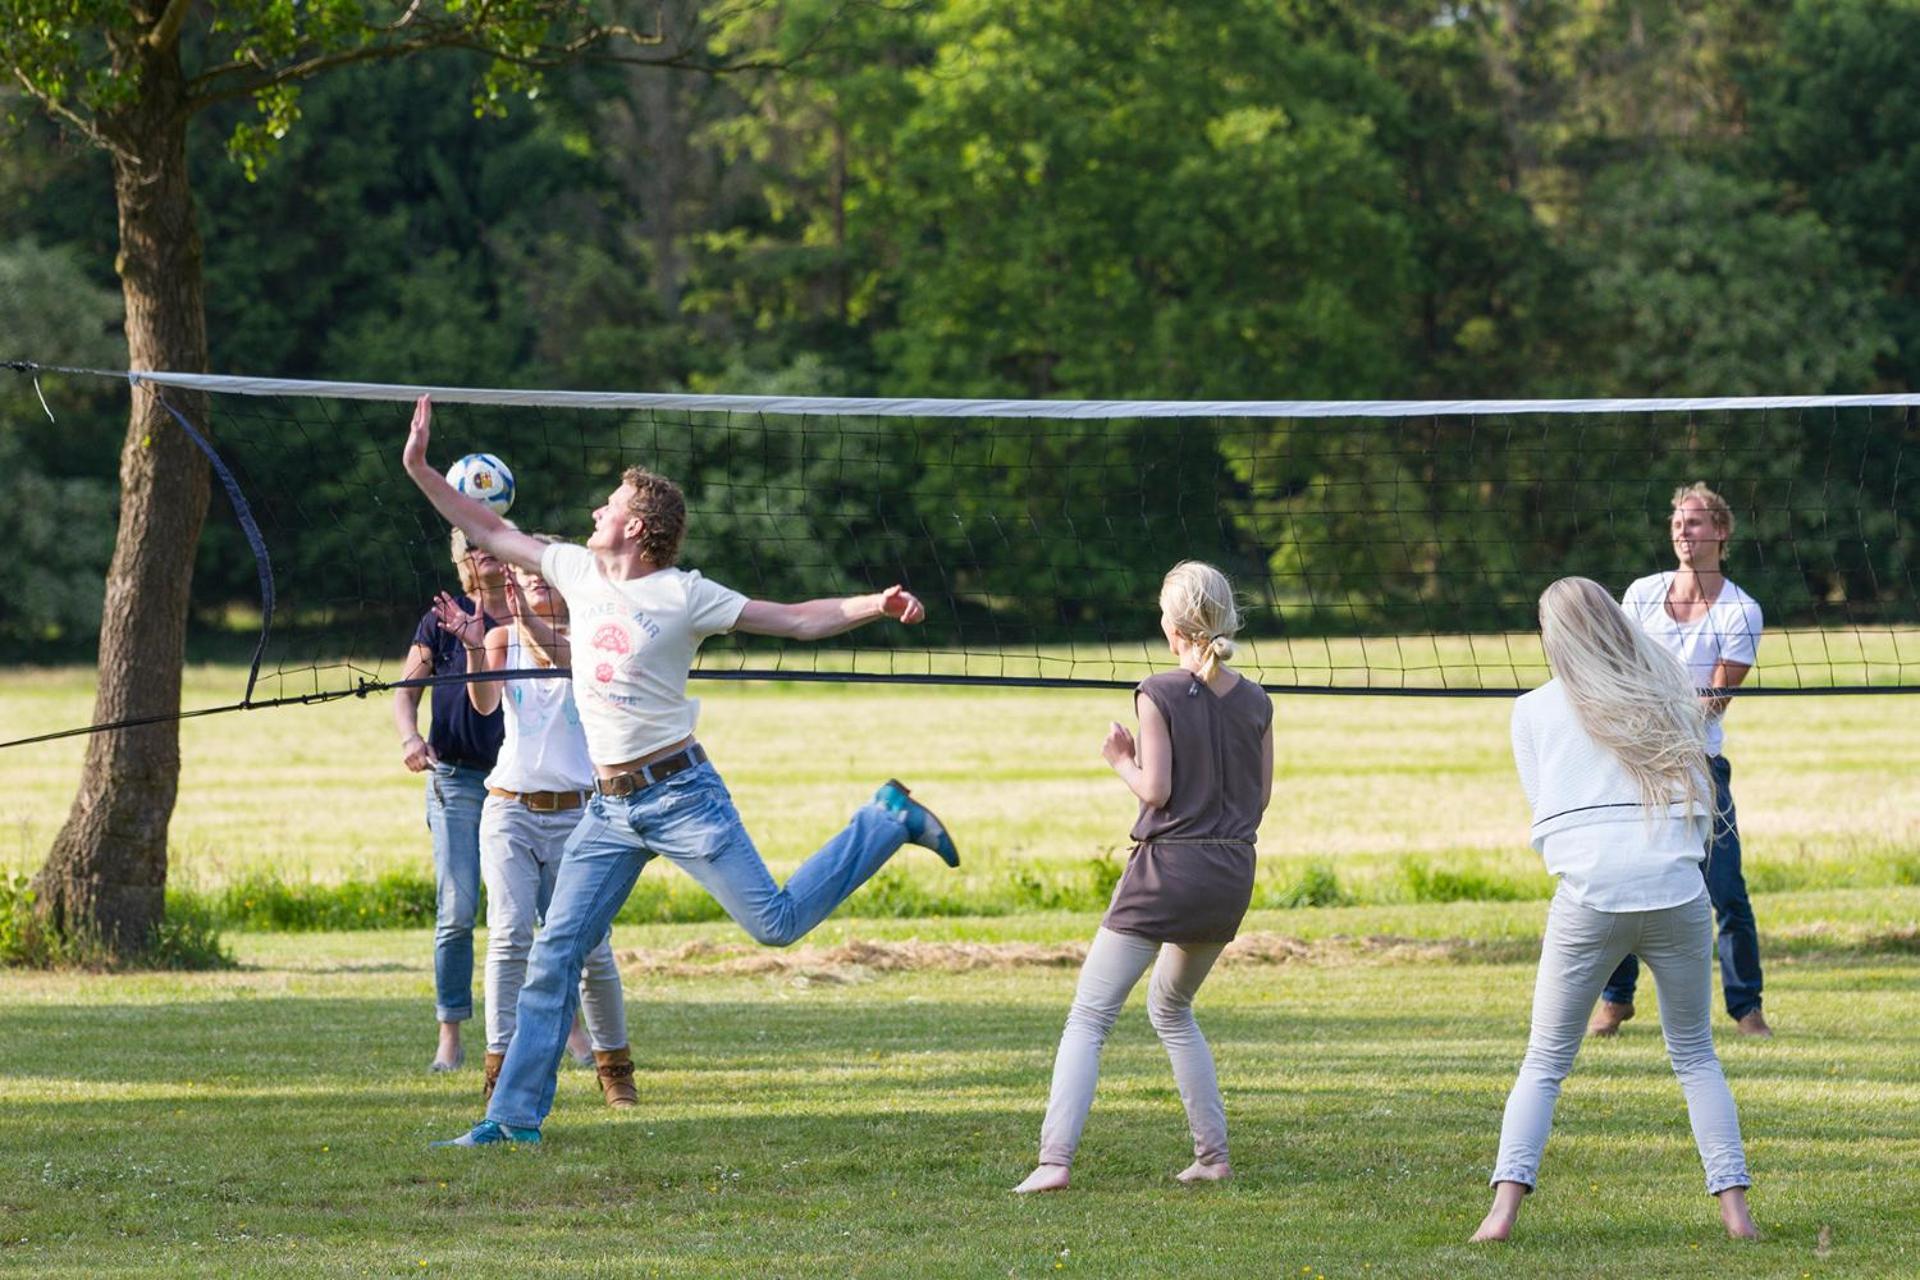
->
<box><xmin>875</xmin><ymin>780</ymin><xmax>959</xmax><ymax>867</ymax></box>
<box><xmin>431</xmin><ymin>1119</ymin><xmax>540</xmax><ymax>1148</ymax></box>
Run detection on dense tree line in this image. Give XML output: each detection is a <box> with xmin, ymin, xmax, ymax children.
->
<box><xmin>3</xmin><ymin>0</ymin><xmax>1916</xmax><ymax>656</ymax></box>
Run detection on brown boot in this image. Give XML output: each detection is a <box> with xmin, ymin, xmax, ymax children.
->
<box><xmin>482</xmin><ymin>1051</ymin><xmax>505</xmax><ymax>1103</ymax></box>
<box><xmin>594</xmin><ymin>1047</ymin><xmax>637</xmax><ymax>1108</ymax></box>
<box><xmin>1587</xmin><ymin>1000</ymin><xmax>1634</xmax><ymax>1037</ymax></box>
<box><xmin>1735</xmin><ymin>1008</ymin><xmax>1774</xmax><ymax>1039</ymax></box>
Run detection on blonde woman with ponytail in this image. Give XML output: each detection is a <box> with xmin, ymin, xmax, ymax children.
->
<box><xmin>1472</xmin><ymin>577</ymin><xmax>1755</xmax><ymax>1243</ymax></box>
<box><xmin>1015</xmin><ymin>562</ymin><xmax>1273</xmax><ymax>1194</ymax></box>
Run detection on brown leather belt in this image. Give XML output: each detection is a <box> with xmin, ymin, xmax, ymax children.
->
<box><xmin>595</xmin><ymin>744</ymin><xmax>708</xmax><ymax>798</ymax></box>
<box><xmin>487</xmin><ymin>786</ymin><xmax>590</xmax><ymax>812</ymax></box>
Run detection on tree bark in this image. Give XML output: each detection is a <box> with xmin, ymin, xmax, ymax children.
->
<box><xmin>32</xmin><ymin>19</ymin><xmax>211</xmax><ymax>961</ymax></box>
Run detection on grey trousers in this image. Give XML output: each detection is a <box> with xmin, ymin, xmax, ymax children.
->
<box><xmin>1491</xmin><ymin>889</ymin><xmax>1750</xmax><ymax>1195</ymax></box>
<box><xmin>479</xmin><ymin>797</ymin><xmax>627</xmax><ymax>1055</ymax></box>
<box><xmin>1036</xmin><ymin>927</ymin><xmax>1229</xmax><ymax>1168</ymax></box>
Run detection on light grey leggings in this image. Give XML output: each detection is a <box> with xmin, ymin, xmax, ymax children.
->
<box><xmin>1037</xmin><ymin>927</ymin><xmax>1229</xmax><ymax>1168</ymax></box>
<box><xmin>1492</xmin><ymin>889</ymin><xmax>1750</xmax><ymax>1195</ymax></box>
<box><xmin>480</xmin><ymin>798</ymin><xmax>627</xmax><ymax>1055</ymax></box>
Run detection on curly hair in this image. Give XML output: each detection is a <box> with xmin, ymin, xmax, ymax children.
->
<box><xmin>622</xmin><ymin>466</ymin><xmax>688</xmax><ymax>566</ymax></box>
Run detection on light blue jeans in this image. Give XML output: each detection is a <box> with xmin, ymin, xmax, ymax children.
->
<box><xmin>426</xmin><ymin>762</ymin><xmax>488</xmax><ymax>1024</ymax></box>
<box><xmin>1491</xmin><ymin>888</ymin><xmax>1750</xmax><ymax>1196</ymax></box>
<box><xmin>480</xmin><ymin>798</ymin><xmax>626</xmax><ymax>1055</ymax></box>
<box><xmin>485</xmin><ymin>761</ymin><xmax>909</xmax><ymax>1130</ymax></box>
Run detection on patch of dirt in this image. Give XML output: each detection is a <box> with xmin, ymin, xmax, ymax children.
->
<box><xmin>610</xmin><ymin>930</ymin><xmax>1538</xmax><ymax>980</ymax></box>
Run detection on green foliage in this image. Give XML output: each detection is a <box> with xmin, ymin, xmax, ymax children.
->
<box><xmin>1746</xmin><ymin>0</ymin><xmax>1920</xmax><ymax>385</ymax></box>
<box><xmin>3</xmin><ymin>873</ymin><xmax>231</xmax><ymax>969</ymax></box>
<box><xmin>1569</xmin><ymin>158</ymin><xmax>1890</xmax><ymax>396</ymax></box>
<box><xmin>0</xmin><ymin>239</ymin><xmax>122</xmax><ymax>648</ymax></box>
<box><xmin>1262</xmin><ymin>862</ymin><xmax>1353</xmax><ymax>911</ymax></box>
<box><xmin>1400</xmin><ymin>857</ymin><xmax>1543</xmax><ymax>905</ymax></box>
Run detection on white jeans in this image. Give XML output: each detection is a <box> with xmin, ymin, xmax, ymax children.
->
<box><xmin>480</xmin><ymin>797</ymin><xmax>627</xmax><ymax>1055</ymax></box>
<box><xmin>1491</xmin><ymin>889</ymin><xmax>1750</xmax><ymax>1195</ymax></box>
<box><xmin>1036</xmin><ymin>927</ymin><xmax>1229</xmax><ymax>1168</ymax></box>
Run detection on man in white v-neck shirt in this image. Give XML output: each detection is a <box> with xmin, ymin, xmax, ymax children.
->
<box><xmin>1589</xmin><ymin>483</ymin><xmax>1772</xmax><ymax>1039</ymax></box>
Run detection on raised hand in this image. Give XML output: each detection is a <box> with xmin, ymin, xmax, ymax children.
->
<box><xmin>1100</xmin><ymin>720</ymin><xmax>1136</xmax><ymax>767</ymax></box>
<box><xmin>431</xmin><ymin>590</ymin><xmax>485</xmax><ymax>649</ymax></box>
<box><xmin>878</xmin><ymin>585</ymin><xmax>926</xmax><ymax>625</ymax></box>
<box><xmin>402</xmin><ymin>393</ymin><xmax>433</xmax><ymax>473</ymax></box>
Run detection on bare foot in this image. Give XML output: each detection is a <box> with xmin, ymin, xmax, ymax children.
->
<box><xmin>1587</xmin><ymin>1000</ymin><xmax>1635</xmax><ymax>1037</ymax></box>
<box><xmin>1718</xmin><ymin>1187</ymin><xmax>1759</xmax><ymax>1239</ymax></box>
<box><xmin>1735</xmin><ymin>1009</ymin><xmax>1773</xmax><ymax>1039</ymax></box>
<box><xmin>1471</xmin><ymin>1182</ymin><xmax>1527</xmax><ymax>1243</ymax></box>
<box><xmin>1176</xmin><ymin>1160</ymin><xmax>1232</xmax><ymax>1184</ymax></box>
<box><xmin>1013</xmin><ymin>1164</ymin><xmax>1071</xmax><ymax>1194</ymax></box>
<box><xmin>430</xmin><ymin>1022</ymin><xmax>464</xmax><ymax>1073</ymax></box>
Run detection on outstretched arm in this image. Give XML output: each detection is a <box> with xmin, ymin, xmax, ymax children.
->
<box><xmin>734</xmin><ymin>586</ymin><xmax>926</xmax><ymax>641</ymax></box>
<box><xmin>401</xmin><ymin>394</ymin><xmax>548</xmax><ymax>574</ymax></box>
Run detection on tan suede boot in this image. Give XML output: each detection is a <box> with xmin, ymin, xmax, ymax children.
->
<box><xmin>594</xmin><ymin>1047</ymin><xmax>637</xmax><ymax>1108</ymax></box>
<box><xmin>482</xmin><ymin>1051</ymin><xmax>505</xmax><ymax>1103</ymax></box>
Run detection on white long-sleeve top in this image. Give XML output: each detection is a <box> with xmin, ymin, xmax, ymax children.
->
<box><xmin>1511</xmin><ymin>679</ymin><xmax>1710</xmax><ymax>911</ymax></box>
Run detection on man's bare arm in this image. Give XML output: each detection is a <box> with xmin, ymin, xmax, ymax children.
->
<box><xmin>734</xmin><ymin>586</ymin><xmax>925</xmax><ymax>641</ymax></box>
<box><xmin>401</xmin><ymin>394</ymin><xmax>548</xmax><ymax>574</ymax></box>
<box><xmin>1703</xmin><ymin>659</ymin><xmax>1751</xmax><ymax>719</ymax></box>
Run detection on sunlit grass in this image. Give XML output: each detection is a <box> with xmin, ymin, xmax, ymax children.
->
<box><xmin>3</xmin><ymin>665</ymin><xmax>1915</xmax><ymax>911</ymax></box>
<box><xmin>1</xmin><ymin>894</ymin><xmax>1916</xmax><ymax>1276</ymax></box>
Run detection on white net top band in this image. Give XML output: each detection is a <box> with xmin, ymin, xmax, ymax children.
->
<box><xmin>113</xmin><ymin>369</ymin><xmax>1920</xmax><ymax>420</ymax></box>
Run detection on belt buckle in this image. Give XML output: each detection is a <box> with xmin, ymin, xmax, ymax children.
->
<box><xmin>525</xmin><ymin>791</ymin><xmax>560</xmax><ymax>813</ymax></box>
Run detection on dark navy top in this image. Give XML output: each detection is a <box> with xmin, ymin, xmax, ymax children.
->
<box><xmin>410</xmin><ymin>597</ymin><xmax>505</xmax><ymax>769</ymax></box>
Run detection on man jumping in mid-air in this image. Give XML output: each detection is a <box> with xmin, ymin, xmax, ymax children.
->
<box><xmin>403</xmin><ymin>395</ymin><xmax>960</xmax><ymax>1146</ymax></box>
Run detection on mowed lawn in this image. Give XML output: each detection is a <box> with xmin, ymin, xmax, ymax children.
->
<box><xmin>3</xmin><ymin>665</ymin><xmax>1916</xmax><ymax>904</ymax></box>
<box><xmin>2</xmin><ymin>897</ymin><xmax>1918</xmax><ymax>1277</ymax></box>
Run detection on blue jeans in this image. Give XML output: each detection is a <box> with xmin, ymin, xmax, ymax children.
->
<box><xmin>426</xmin><ymin>762</ymin><xmax>488</xmax><ymax>1024</ymax></box>
<box><xmin>485</xmin><ymin>762</ymin><xmax>909</xmax><ymax>1130</ymax></box>
<box><xmin>1602</xmin><ymin>755</ymin><xmax>1763</xmax><ymax>1020</ymax></box>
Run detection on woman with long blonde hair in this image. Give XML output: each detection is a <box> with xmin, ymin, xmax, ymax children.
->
<box><xmin>1014</xmin><ymin>561</ymin><xmax>1273</xmax><ymax>1194</ymax></box>
<box><xmin>1473</xmin><ymin>577</ymin><xmax>1755</xmax><ymax>1242</ymax></box>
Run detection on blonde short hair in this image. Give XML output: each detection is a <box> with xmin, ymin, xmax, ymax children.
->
<box><xmin>1160</xmin><ymin>561</ymin><xmax>1242</xmax><ymax>680</ymax></box>
<box><xmin>1672</xmin><ymin>482</ymin><xmax>1735</xmax><ymax>540</ymax></box>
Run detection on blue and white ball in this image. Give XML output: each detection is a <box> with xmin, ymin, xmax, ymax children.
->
<box><xmin>446</xmin><ymin>452</ymin><xmax>516</xmax><ymax>516</ymax></box>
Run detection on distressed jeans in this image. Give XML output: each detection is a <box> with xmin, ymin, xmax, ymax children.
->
<box><xmin>425</xmin><ymin>762</ymin><xmax>488</xmax><ymax>1024</ymax></box>
<box><xmin>1603</xmin><ymin>755</ymin><xmax>1763</xmax><ymax>1020</ymax></box>
<box><xmin>485</xmin><ymin>762</ymin><xmax>910</xmax><ymax>1130</ymax></box>
<box><xmin>480</xmin><ymin>797</ymin><xmax>626</xmax><ymax>1054</ymax></box>
<box><xmin>1491</xmin><ymin>888</ymin><xmax>1750</xmax><ymax>1195</ymax></box>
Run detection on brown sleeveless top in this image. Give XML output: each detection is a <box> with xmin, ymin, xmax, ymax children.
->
<box><xmin>1102</xmin><ymin>668</ymin><xmax>1273</xmax><ymax>944</ymax></box>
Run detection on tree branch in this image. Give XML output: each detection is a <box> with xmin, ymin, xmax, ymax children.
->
<box><xmin>185</xmin><ymin>19</ymin><xmax>782</xmax><ymax>111</ymax></box>
<box><xmin>144</xmin><ymin>0</ymin><xmax>196</xmax><ymax>53</ymax></box>
<box><xmin>7</xmin><ymin>66</ymin><xmax>140</xmax><ymax>163</ymax></box>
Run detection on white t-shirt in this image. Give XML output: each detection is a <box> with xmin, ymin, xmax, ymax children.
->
<box><xmin>485</xmin><ymin>626</ymin><xmax>595</xmax><ymax>794</ymax></box>
<box><xmin>1620</xmin><ymin>571</ymin><xmax>1762</xmax><ymax>756</ymax></box>
<box><xmin>539</xmin><ymin>543</ymin><xmax>748</xmax><ymax>765</ymax></box>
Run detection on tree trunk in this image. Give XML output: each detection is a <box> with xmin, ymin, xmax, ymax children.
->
<box><xmin>32</xmin><ymin>24</ymin><xmax>211</xmax><ymax>962</ymax></box>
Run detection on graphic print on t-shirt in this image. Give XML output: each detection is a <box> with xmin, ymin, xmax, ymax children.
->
<box><xmin>576</xmin><ymin>600</ymin><xmax>662</xmax><ymax>708</ymax></box>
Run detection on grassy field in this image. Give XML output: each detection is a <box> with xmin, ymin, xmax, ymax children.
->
<box><xmin>2</xmin><ymin>893</ymin><xmax>1917</xmax><ymax>1277</ymax></box>
<box><xmin>3</xmin><ymin>665</ymin><xmax>1916</xmax><ymax>910</ymax></box>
